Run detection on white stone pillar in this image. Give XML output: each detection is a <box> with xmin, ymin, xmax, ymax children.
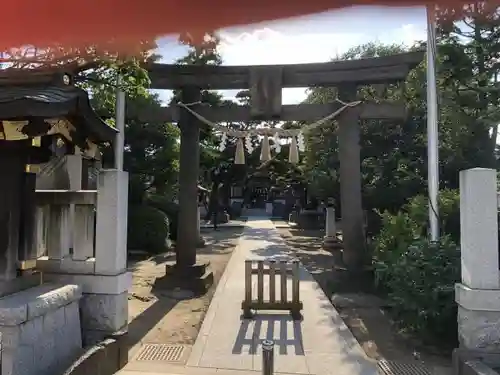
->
<box><xmin>456</xmin><ymin>168</ymin><xmax>500</xmax><ymax>350</ymax></box>
<box><xmin>459</xmin><ymin>168</ymin><xmax>499</xmax><ymax>289</ymax></box>
<box><xmin>325</xmin><ymin>207</ymin><xmax>336</xmax><ymax>238</ymax></box>
<box><xmin>265</xmin><ymin>202</ymin><xmax>273</xmax><ymax>215</ymax></box>
<box><xmin>323</xmin><ymin>207</ymin><xmax>341</xmax><ymax>250</ymax></box>
<box><xmin>85</xmin><ymin>169</ymin><xmax>130</xmax><ymax>344</ymax></box>
<box><xmin>95</xmin><ymin>170</ymin><xmax>128</xmax><ymax>275</ymax></box>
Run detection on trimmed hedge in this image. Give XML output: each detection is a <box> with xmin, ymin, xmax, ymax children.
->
<box><xmin>127</xmin><ymin>205</ymin><xmax>170</xmax><ymax>253</ymax></box>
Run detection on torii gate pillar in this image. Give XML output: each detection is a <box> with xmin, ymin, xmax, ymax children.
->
<box><xmin>338</xmin><ymin>85</ymin><xmax>367</xmax><ymax>271</ymax></box>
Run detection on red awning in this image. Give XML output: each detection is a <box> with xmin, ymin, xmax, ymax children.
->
<box><xmin>0</xmin><ymin>0</ymin><xmax>487</xmax><ymax>53</ymax></box>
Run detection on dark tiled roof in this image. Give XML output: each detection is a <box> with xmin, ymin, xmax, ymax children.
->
<box><xmin>0</xmin><ymin>85</ymin><xmax>116</xmax><ymax>143</ymax></box>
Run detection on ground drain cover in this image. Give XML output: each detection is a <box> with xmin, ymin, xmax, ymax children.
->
<box><xmin>135</xmin><ymin>344</ymin><xmax>188</xmax><ymax>363</ymax></box>
<box><xmin>378</xmin><ymin>359</ymin><xmax>432</xmax><ymax>375</ymax></box>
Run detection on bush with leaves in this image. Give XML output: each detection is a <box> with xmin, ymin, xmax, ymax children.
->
<box><xmin>403</xmin><ymin>189</ymin><xmax>461</xmax><ymax>244</ymax></box>
<box><xmin>373</xmin><ymin>189</ymin><xmax>460</xmax><ymax>285</ymax></box>
<box><xmin>379</xmin><ymin>237</ymin><xmax>460</xmax><ymax>343</ymax></box>
<box><xmin>127</xmin><ymin>205</ymin><xmax>170</xmax><ymax>253</ymax></box>
<box><xmin>373</xmin><ymin>189</ymin><xmax>461</xmax><ymax>343</ymax></box>
<box><xmin>146</xmin><ymin>194</ymin><xmax>179</xmax><ymax>241</ymax></box>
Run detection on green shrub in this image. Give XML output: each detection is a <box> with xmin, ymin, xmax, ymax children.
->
<box><xmin>373</xmin><ymin>189</ymin><xmax>460</xmax><ymax>284</ymax></box>
<box><xmin>403</xmin><ymin>189</ymin><xmax>460</xmax><ymax>243</ymax></box>
<box><xmin>372</xmin><ymin>210</ymin><xmax>422</xmax><ymax>288</ymax></box>
<box><xmin>372</xmin><ymin>189</ymin><xmax>461</xmax><ymax>344</ymax></box>
<box><xmin>380</xmin><ymin>237</ymin><xmax>460</xmax><ymax>343</ymax></box>
<box><xmin>146</xmin><ymin>194</ymin><xmax>179</xmax><ymax>241</ymax></box>
<box><xmin>127</xmin><ymin>205</ymin><xmax>170</xmax><ymax>253</ymax></box>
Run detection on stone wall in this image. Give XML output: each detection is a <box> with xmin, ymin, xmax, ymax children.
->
<box><xmin>0</xmin><ymin>283</ymin><xmax>83</xmax><ymax>375</ymax></box>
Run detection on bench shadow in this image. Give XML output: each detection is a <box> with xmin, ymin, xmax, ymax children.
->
<box><xmin>232</xmin><ymin>313</ymin><xmax>304</xmax><ymax>356</ymax></box>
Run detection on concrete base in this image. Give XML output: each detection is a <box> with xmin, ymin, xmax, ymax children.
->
<box><xmin>0</xmin><ymin>283</ymin><xmax>83</xmax><ymax>375</ymax></box>
<box><xmin>80</xmin><ymin>292</ymin><xmax>128</xmax><ymax>346</ymax></box>
<box><xmin>322</xmin><ymin>236</ymin><xmax>343</xmax><ymax>251</ymax></box>
<box><xmin>163</xmin><ymin>261</ymin><xmax>214</xmax><ymax>294</ymax></box>
<box><xmin>456</xmin><ymin>283</ymin><xmax>500</xmax><ymax>351</ymax></box>
<box><xmin>453</xmin><ymin>348</ymin><xmax>500</xmax><ymax>375</ymax></box>
<box><xmin>42</xmin><ymin>272</ymin><xmax>132</xmax><ymax>347</ymax></box>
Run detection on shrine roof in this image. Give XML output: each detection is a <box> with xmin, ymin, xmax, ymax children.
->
<box><xmin>0</xmin><ymin>84</ymin><xmax>116</xmax><ymax>143</ymax></box>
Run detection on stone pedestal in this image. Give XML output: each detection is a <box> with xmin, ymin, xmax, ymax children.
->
<box><xmin>456</xmin><ymin>284</ymin><xmax>500</xmax><ymax>350</ymax></box>
<box><xmin>0</xmin><ymin>283</ymin><xmax>82</xmax><ymax>375</ymax></box>
<box><xmin>265</xmin><ymin>202</ymin><xmax>273</xmax><ymax>215</ymax></box>
<box><xmin>456</xmin><ymin>168</ymin><xmax>500</xmax><ymax>351</ymax></box>
<box><xmin>164</xmin><ymin>261</ymin><xmax>213</xmax><ymax>294</ymax></box>
<box><xmin>323</xmin><ymin>207</ymin><xmax>342</xmax><ymax>250</ymax></box>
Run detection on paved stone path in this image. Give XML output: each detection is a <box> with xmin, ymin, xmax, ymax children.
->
<box><xmin>122</xmin><ymin>218</ymin><xmax>376</xmax><ymax>375</ymax></box>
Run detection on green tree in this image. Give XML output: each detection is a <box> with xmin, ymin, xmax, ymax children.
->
<box><xmin>304</xmin><ymin>43</ymin><xmax>423</xmax><ymax>215</ymax></box>
<box><xmin>80</xmin><ymin>46</ymin><xmax>179</xmax><ymax>251</ymax></box>
<box><xmin>437</xmin><ymin>4</ymin><xmax>500</xmax><ymax>167</ymax></box>
<box><xmin>83</xmin><ymin>52</ymin><xmax>180</xmax><ymax>203</ymax></box>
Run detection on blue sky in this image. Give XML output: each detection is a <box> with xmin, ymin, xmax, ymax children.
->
<box><xmin>154</xmin><ymin>6</ymin><xmax>428</xmax><ymax>105</ymax></box>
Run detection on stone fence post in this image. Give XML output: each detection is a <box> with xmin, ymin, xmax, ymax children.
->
<box><xmin>323</xmin><ymin>206</ymin><xmax>341</xmax><ymax>251</ymax></box>
<box><xmin>42</xmin><ymin>169</ymin><xmax>132</xmax><ymax>346</ymax></box>
<box><xmin>456</xmin><ymin>168</ymin><xmax>500</xmax><ymax>350</ymax></box>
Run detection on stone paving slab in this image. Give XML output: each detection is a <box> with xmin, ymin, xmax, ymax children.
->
<box><xmin>187</xmin><ymin>219</ymin><xmax>377</xmax><ymax>375</ymax></box>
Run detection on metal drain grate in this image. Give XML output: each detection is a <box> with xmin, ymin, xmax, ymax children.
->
<box><xmin>135</xmin><ymin>344</ymin><xmax>187</xmax><ymax>362</ymax></box>
<box><xmin>378</xmin><ymin>359</ymin><xmax>432</xmax><ymax>375</ymax></box>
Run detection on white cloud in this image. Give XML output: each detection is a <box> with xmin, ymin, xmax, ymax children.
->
<box><xmin>215</xmin><ymin>24</ymin><xmax>425</xmax><ymax>103</ymax></box>
<box><xmin>217</xmin><ymin>27</ymin><xmax>365</xmax><ymax>103</ymax></box>
<box><xmin>218</xmin><ymin>27</ymin><xmax>364</xmax><ymax>66</ymax></box>
<box><xmin>398</xmin><ymin>23</ymin><xmax>427</xmax><ymax>45</ymax></box>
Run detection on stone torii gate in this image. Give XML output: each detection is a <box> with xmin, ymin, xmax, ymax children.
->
<box><xmin>143</xmin><ymin>51</ymin><xmax>424</xmax><ymax>281</ymax></box>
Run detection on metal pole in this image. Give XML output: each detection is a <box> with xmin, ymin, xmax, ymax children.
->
<box><xmin>262</xmin><ymin>339</ymin><xmax>274</xmax><ymax>375</ymax></box>
<box><xmin>114</xmin><ymin>75</ymin><xmax>126</xmax><ymax>171</ymax></box>
<box><xmin>426</xmin><ymin>5</ymin><xmax>440</xmax><ymax>241</ymax></box>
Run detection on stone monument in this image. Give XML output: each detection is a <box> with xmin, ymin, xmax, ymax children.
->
<box><xmin>455</xmin><ymin>168</ymin><xmax>500</xmax><ymax>350</ymax></box>
<box><xmin>323</xmin><ymin>206</ymin><xmax>342</xmax><ymax>251</ymax></box>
